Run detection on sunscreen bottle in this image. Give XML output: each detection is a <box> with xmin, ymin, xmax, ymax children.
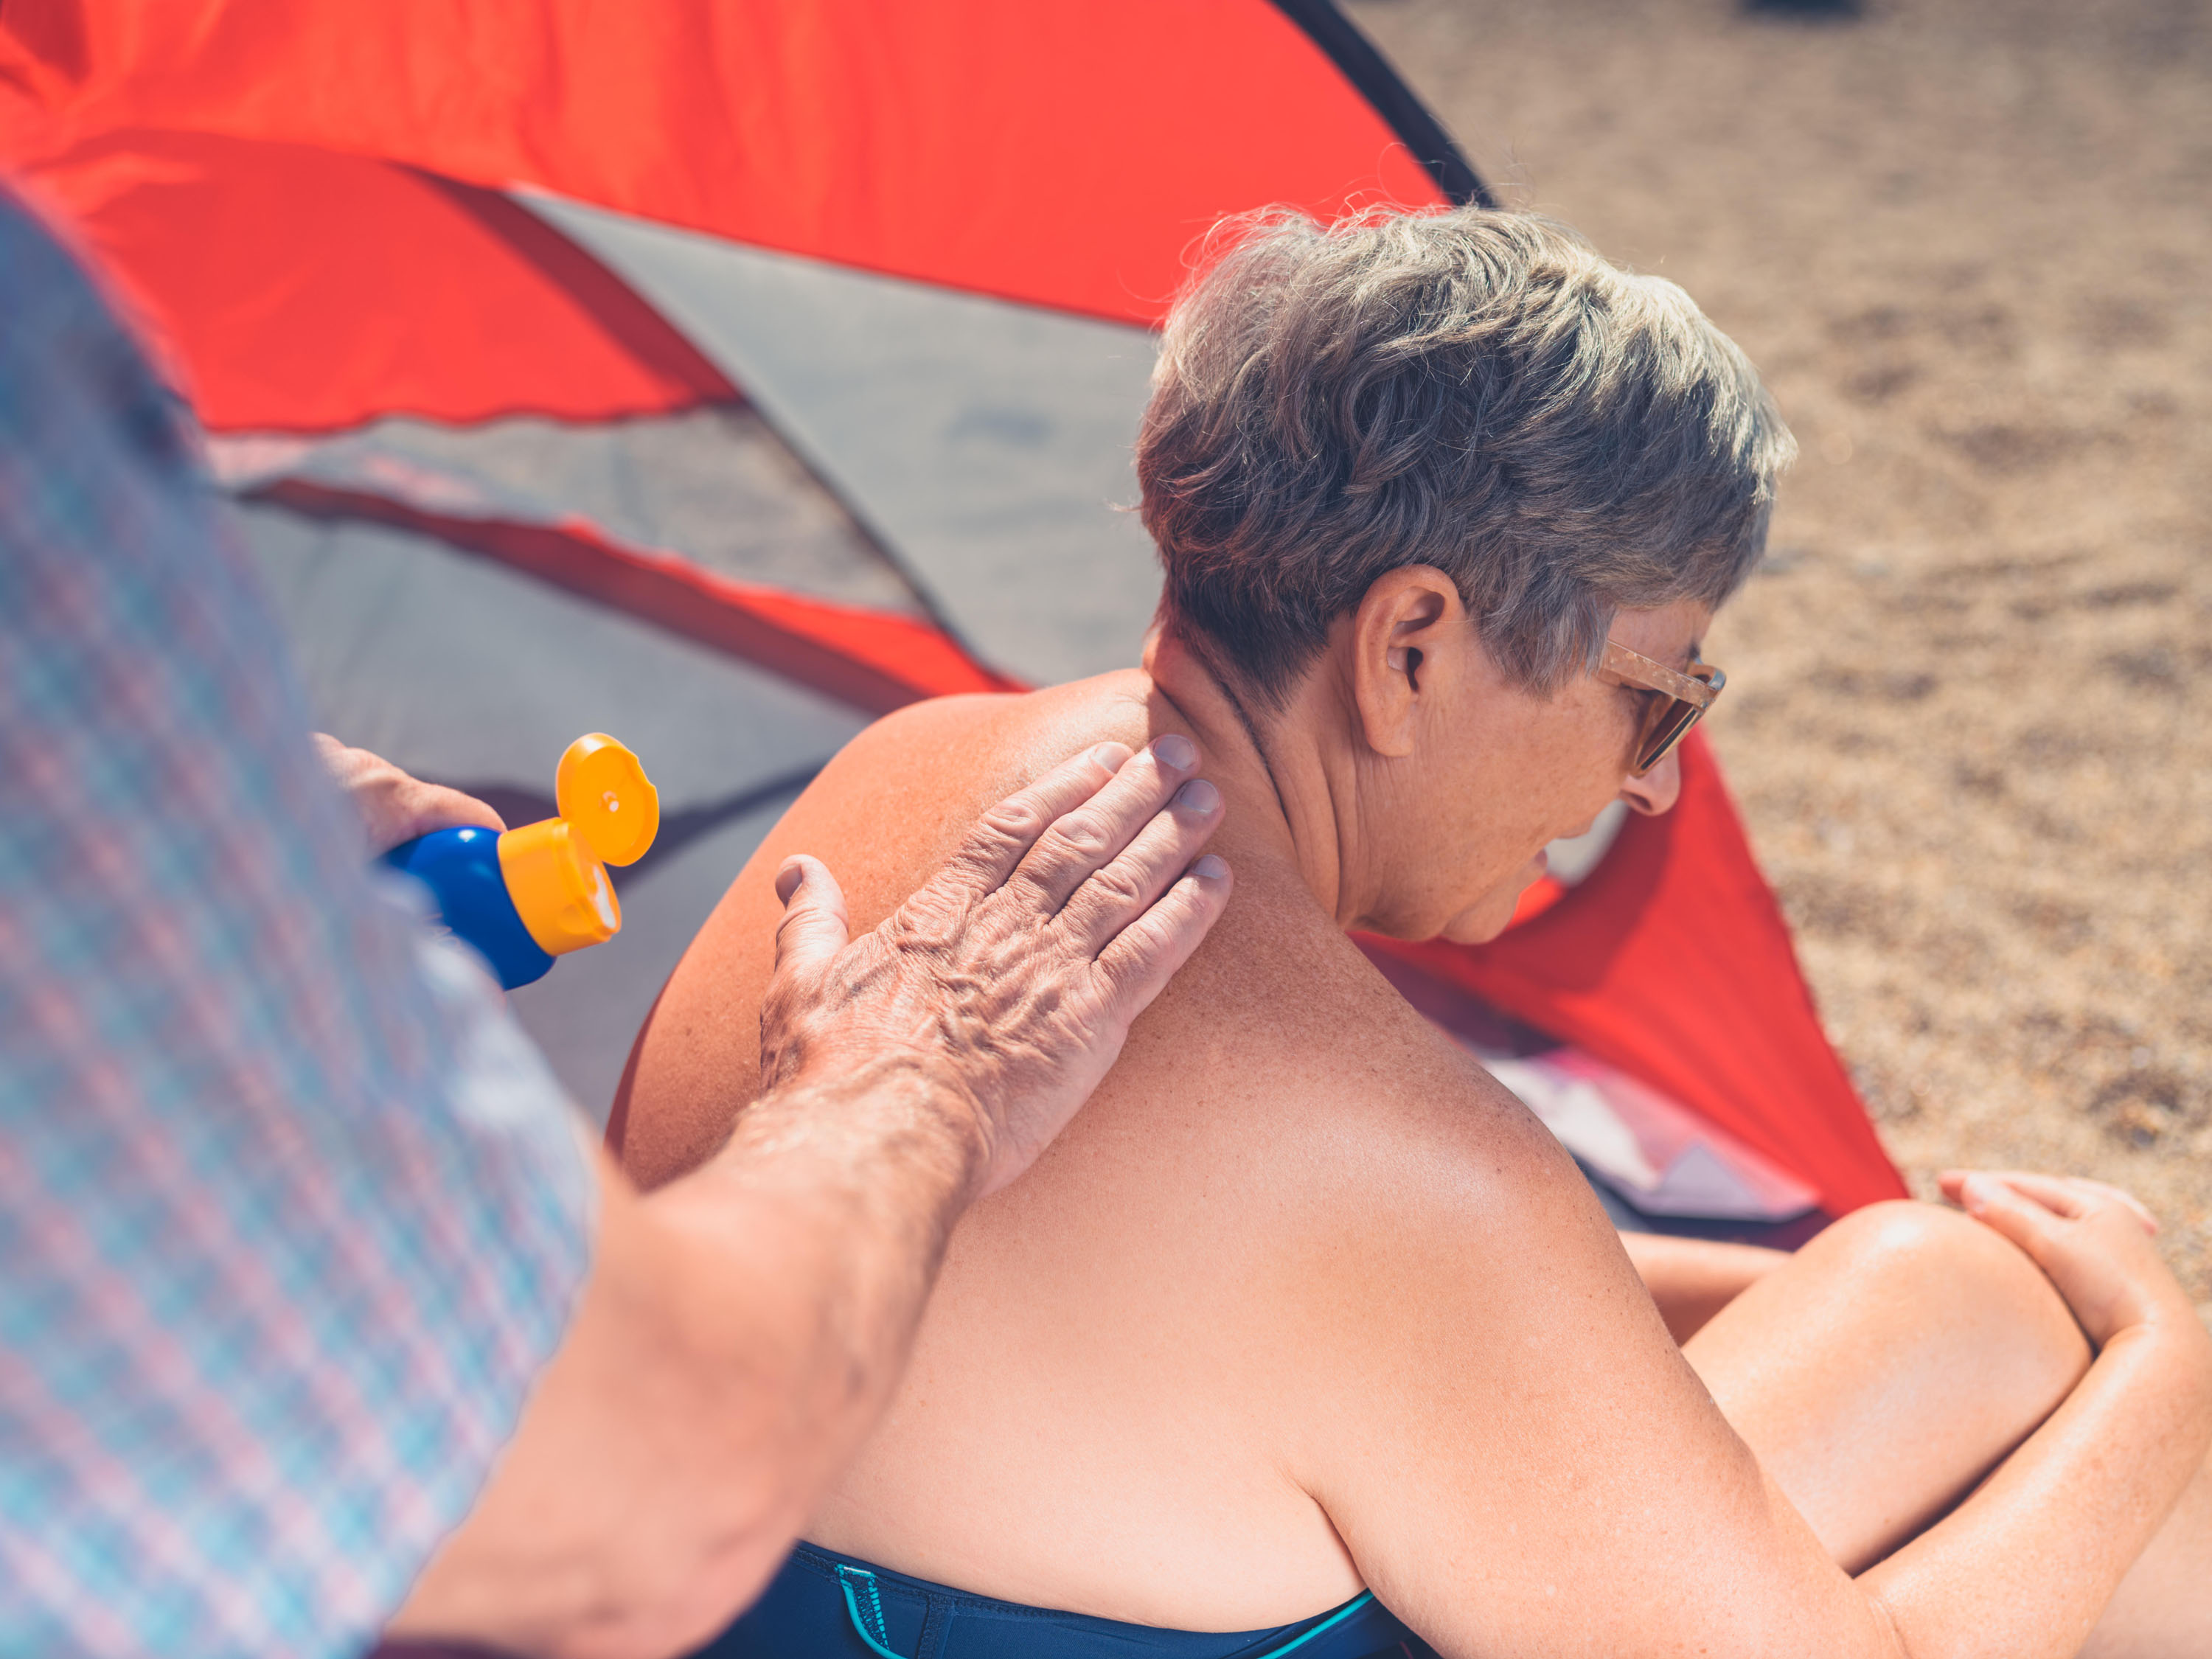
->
<box><xmin>383</xmin><ymin>733</ymin><xmax>660</xmax><ymax>989</ymax></box>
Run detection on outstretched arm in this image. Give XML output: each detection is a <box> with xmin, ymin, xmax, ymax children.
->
<box><xmin>387</xmin><ymin>739</ymin><xmax>1232</xmax><ymax>1659</ymax></box>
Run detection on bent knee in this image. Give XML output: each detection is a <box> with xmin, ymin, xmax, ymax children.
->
<box><xmin>1814</xmin><ymin>1200</ymin><xmax>2091</xmax><ymax>1391</ymax></box>
<box><xmin>1816</xmin><ymin>1199</ymin><xmax>2067</xmax><ymax>1320</ymax></box>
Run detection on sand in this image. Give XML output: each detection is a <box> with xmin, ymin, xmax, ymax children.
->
<box><xmin>1344</xmin><ymin>0</ymin><xmax>2212</xmax><ymax>1302</ymax></box>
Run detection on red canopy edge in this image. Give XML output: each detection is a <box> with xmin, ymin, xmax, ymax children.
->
<box><xmin>0</xmin><ymin>0</ymin><xmax>1447</xmax><ymax>329</ymax></box>
<box><xmin>1360</xmin><ymin>733</ymin><xmax>1907</xmax><ymax>1216</ymax></box>
<box><xmin>10</xmin><ymin>129</ymin><xmax>734</xmax><ymax>431</ymax></box>
<box><xmin>250</xmin><ymin>480</ymin><xmax>1020</xmax><ymax>715</ymax></box>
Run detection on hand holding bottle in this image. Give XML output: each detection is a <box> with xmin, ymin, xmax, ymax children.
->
<box><xmin>321</xmin><ymin>731</ymin><xmax>658</xmax><ymax>989</ymax></box>
<box><xmin>316</xmin><ymin>733</ymin><xmax>506</xmax><ymax>855</ymax></box>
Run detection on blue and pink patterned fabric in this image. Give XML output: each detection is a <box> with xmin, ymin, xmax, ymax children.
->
<box><xmin>0</xmin><ymin>184</ymin><xmax>595</xmax><ymax>1658</ymax></box>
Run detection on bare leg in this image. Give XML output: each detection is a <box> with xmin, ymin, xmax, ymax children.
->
<box><xmin>1620</xmin><ymin>1232</ymin><xmax>1789</xmax><ymax>1343</ymax></box>
<box><xmin>1686</xmin><ymin>1200</ymin><xmax>2088</xmax><ymax>1569</ymax></box>
<box><xmin>1683</xmin><ymin>1200</ymin><xmax>2211</xmax><ymax>1653</ymax></box>
<box><xmin>2077</xmin><ymin>1451</ymin><xmax>2212</xmax><ymax>1658</ymax></box>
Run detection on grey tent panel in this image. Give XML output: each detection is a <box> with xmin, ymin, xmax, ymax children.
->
<box><xmin>209</xmin><ymin>406</ymin><xmax>922</xmax><ymax>615</ymax></box>
<box><xmin>525</xmin><ymin>192</ymin><xmax>1165</xmax><ymax>688</ymax></box>
<box><xmin>230</xmin><ymin>498</ymin><xmax>867</xmax><ymax>808</ymax></box>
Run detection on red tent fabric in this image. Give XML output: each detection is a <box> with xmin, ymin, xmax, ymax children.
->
<box><xmin>2</xmin><ymin>0</ymin><xmax>1444</xmax><ymax>327</ymax></box>
<box><xmin>15</xmin><ymin>128</ymin><xmax>735</xmax><ymax>429</ymax></box>
<box><xmin>0</xmin><ymin>0</ymin><xmax>1903</xmax><ymax>1217</ymax></box>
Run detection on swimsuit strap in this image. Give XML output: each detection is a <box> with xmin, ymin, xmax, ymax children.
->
<box><xmin>832</xmin><ymin>1563</ymin><xmax>1377</xmax><ymax>1659</ymax></box>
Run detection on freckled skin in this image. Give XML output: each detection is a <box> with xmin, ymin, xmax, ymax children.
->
<box><xmin>619</xmin><ymin>577</ymin><xmax>2212</xmax><ymax>1655</ymax></box>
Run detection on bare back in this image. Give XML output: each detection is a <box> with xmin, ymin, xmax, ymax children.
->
<box><xmin>614</xmin><ymin>668</ymin><xmax>2153</xmax><ymax>1659</ymax></box>
<box><xmin>616</xmin><ymin>672</ymin><xmax>1700</xmax><ymax>1634</ymax></box>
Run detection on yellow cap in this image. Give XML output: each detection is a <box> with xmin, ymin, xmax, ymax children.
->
<box><xmin>493</xmin><ymin>735</ymin><xmax>658</xmax><ymax>959</ymax></box>
<box><xmin>554</xmin><ymin>734</ymin><xmax>658</xmax><ymax>866</ymax></box>
<box><xmin>498</xmin><ymin>818</ymin><xmax>622</xmax><ymax>956</ymax></box>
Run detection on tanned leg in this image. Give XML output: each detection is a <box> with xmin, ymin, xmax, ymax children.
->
<box><xmin>1683</xmin><ymin>1200</ymin><xmax>2212</xmax><ymax>1654</ymax></box>
<box><xmin>2076</xmin><ymin>1450</ymin><xmax>2212</xmax><ymax>1658</ymax></box>
<box><xmin>1686</xmin><ymin>1201</ymin><xmax>2089</xmax><ymax>1569</ymax></box>
<box><xmin>1619</xmin><ymin>1232</ymin><xmax>1790</xmax><ymax>1344</ymax></box>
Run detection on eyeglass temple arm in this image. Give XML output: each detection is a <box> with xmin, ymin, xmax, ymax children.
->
<box><xmin>1601</xmin><ymin>639</ymin><xmax>1720</xmax><ymax>707</ymax></box>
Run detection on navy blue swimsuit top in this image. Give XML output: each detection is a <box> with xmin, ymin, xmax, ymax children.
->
<box><xmin>693</xmin><ymin>1543</ymin><xmax>1436</xmax><ymax>1659</ymax></box>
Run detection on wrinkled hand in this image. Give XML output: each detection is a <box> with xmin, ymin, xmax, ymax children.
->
<box><xmin>315</xmin><ymin>734</ymin><xmax>507</xmax><ymax>858</ymax></box>
<box><xmin>1941</xmin><ymin>1170</ymin><xmax>2188</xmax><ymax>1349</ymax></box>
<box><xmin>759</xmin><ymin>736</ymin><xmax>1231</xmax><ymax>1197</ymax></box>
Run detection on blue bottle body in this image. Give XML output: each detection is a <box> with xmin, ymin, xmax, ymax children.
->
<box><xmin>383</xmin><ymin>827</ymin><xmax>557</xmax><ymax>990</ymax></box>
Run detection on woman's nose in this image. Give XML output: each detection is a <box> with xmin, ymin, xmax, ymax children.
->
<box><xmin>1620</xmin><ymin>748</ymin><xmax>1683</xmax><ymax>816</ymax></box>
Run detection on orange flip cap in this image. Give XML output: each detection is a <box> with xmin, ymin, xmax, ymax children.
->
<box><xmin>498</xmin><ymin>734</ymin><xmax>660</xmax><ymax>958</ymax></box>
<box><xmin>554</xmin><ymin>733</ymin><xmax>659</xmax><ymax>866</ymax></box>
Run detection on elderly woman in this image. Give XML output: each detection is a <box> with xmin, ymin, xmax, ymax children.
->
<box><xmin>619</xmin><ymin>209</ymin><xmax>2212</xmax><ymax>1658</ymax></box>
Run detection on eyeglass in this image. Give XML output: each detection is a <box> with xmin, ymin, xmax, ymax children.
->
<box><xmin>1601</xmin><ymin>639</ymin><xmax>1725</xmax><ymax>776</ymax></box>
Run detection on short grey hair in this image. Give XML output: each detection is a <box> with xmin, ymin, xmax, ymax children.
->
<box><xmin>1137</xmin><ymin>207</ymin><xmax>1795</xmax><ymax>707</ymax></box>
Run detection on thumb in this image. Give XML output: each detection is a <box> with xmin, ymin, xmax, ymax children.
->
<box><xmin>772</xmin><ymin>855</ymin><xmax>851</xmax><ymax>981</ymax></box>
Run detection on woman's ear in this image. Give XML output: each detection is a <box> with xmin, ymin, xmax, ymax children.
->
<box><xmin>1348</xmin><ymin>566</ymin><xmax>1464</xmax><ymax>759</ymax></box>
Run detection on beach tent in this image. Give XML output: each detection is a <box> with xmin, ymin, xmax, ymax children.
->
<box><xmin>0</xmin><ymin>0</ymin><xmax>1905</xmax><ymax>1229</ymax></box>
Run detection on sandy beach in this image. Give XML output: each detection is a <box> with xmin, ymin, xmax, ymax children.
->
<box><xmin>1348</xmin><ymin>0</ymin><xmax>2212</xmax><ymax>1301</ymax></box>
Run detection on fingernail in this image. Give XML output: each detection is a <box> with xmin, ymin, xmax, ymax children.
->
<box><xmin>1192</xmin><ymin>854</ymin><xmax>1228</xmax><ymax>880</ymax></box>
<box><xmin>1091</xmin><ymin>742</ymin><xmax>1130</xmax><ymax>773</ymax></box>
<box><xmin>1958</xmin><ymin>1174</ymin><xmax>1992</xmax><ymax>1210</ymax></box>
<box><xmin>1174</xmin><ymin>778</ymin><xmax>1220</xmax><ymax>813</ymax></box>
<box><xmin>1153</xmin><ymin>733</ymin><xmax>1197</xmax><ymax>770</ymax></box>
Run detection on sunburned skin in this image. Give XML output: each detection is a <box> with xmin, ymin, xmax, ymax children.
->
<box><xmin>619</xmin><ymin>573</ymin><xmax>2212</xmax><ymax>1656</ymax></box>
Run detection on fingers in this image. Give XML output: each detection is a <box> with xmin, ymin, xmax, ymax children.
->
<box><xmin>1055</xmin><ymin>773</ymin><xmax>1227</xmax><ymax>955</ymax></box>
<box><xmin>2066</xmin><ymin>1177</ymin><xmax>2161</xmax><ymax>1234</ymax></box>
<box><xmin>1942</xmin><ymin>1169</ymin><xmax>2090</xmax><ymax>1221</ymax></box>
<box><xmin>1941</xmin><ymin>1169</ymin><xmax>2159</xmax><ymax>1235</ymax></box>
<box><xmin>1942</xmin><ymin>1169</ymin><xmax>2181</xmax><ymax>1351</ymax></box>
<box><xmin>938</xmin><ymin>742</ymin><xmax>1135</xmax><ymax>895</ymax></box>
<box><xmin>770</xmin><ymin>855</ymin><xmax>852</xmax><ymax>981</ymax></box>
<box><xmin>316</xmin><ymin>733</ymin><xmax>506</xmax><ymax>855</ymax></box>
<box><xmin>1947</xmin><ymin>1172</ymin><xmax>2072</xmax><ymax>1273</ymax></box>
<box><xmin>1091</xmin><ymin>854</ymin><xmax>1234</xmax><ymax>1019</ymax></box>
<box><xmin>1008</xmin><ymin>734</ymin><xmax>1203</xmax><ymax>912</ymax></box>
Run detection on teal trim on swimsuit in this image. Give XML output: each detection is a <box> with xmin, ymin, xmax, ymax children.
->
<box><xmin>1255</xmin><ymin>1591</ymin><xmax>1375</xmax><ymax>1657</ymax></box>
<box><xmin>835</xmin><ymin>1565</ymin><xmax>905</xmax><ymax>1659</ymax></box>
<box><xmin>831</xmin><ymin>1560</ymin><xmax>1374</xmax><ymax>1659</ymax></box>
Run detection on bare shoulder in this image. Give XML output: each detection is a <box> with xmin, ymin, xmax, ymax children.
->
<box><xmin>740</xmin><ymin>675</ymin><xmax>1160</xmax><ymax>926</ymax></box>
<box><xmin>1137</xmin><ymin>920</ymin><xmax>1774</xmax><ymax>1646</ymax></box>
<box><xmin>961</xmin><ymin>813</ymin><xmax>1643</xmax><ymax>1377</ymax></box>
<box><xmin>616</xmin><ymin>677</ymin><xmax>1152</xmax><ymax>1184</ymax></box>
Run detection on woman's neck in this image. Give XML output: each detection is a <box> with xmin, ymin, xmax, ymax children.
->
<box><xmin>1141</xmin><ymin>631</ymin><xmax>1375</xmax><ymax>930</ymax></box>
